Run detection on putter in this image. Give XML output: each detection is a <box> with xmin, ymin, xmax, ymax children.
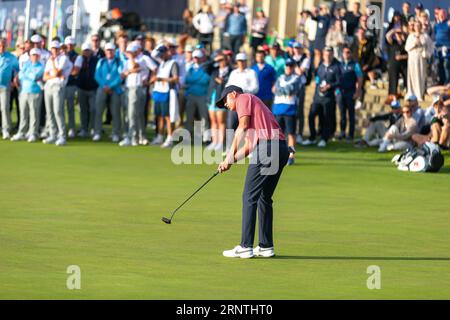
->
<box><xmin>162</xmin><ymin>171</ymin><xmax>220</xmax><ymax>224</ymax></box>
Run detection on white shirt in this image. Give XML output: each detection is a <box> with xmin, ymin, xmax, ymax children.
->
<box><xmin>226</xmin><ymin>68</ymin><xmax>259</xmax><ymax>94</ymax></box>
<box><xmin>193</xmin><ymin>12</ymin><xmax>215</xmax><ymax>34</ymax></box>
<box><xmin>136</xmin><ymin>53</ymin><xmax>157</xmax><ymax>82</ymax></box>
<box><xmin>73</xmin><ymin>55</ymin><xmax>84</xmax><ymax>69</ymax></box>
<box><xmin>123</xmin><ymin>57</ymin><xmax>146</xmax><ymax>87</ymax></box>
<box><xmin>44</xmin><ymin>53</ymin><xmax>73</xmax><ymax>87</ymax></box>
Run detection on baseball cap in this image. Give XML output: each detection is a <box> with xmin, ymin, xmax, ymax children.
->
<box><xmin>30</xmin><ymin>34</ymin><xmax>42</xmax><ymax>43</ymax></box>
<box><xmin>50</xmin><ymin>40</ymin><xmax>61</xmax><ymax>49</ymax></box>
<box><xmin>415</xmin><ymin>2</ymin><xmax>424</xmax><ymax>10</ymax></box>
<box><xmin>185</xmin><ymin>44</ymin><xmax>194</xmax><ymax>52</ymax></box>
<box><xmin>432</xmin><ymin>95</ymin><xmax>442</xmax><ymax>105</ymax></box>
<box><xmin>288</xmin><ymin>39</ymin><xmax>296</xmax><ymax>48</ymax></box>
<box><xmin>271</xmin><ymin>42</ymin><xmax>281</xmax><ymax>49</ymax></box>
<box><xmin>126</xmin><ymin>43</ymin><xmax>138</xmax><ymax>53</ymax></box>
<box><xmin>293</xmin><ymin>42</ymin><xmax>303</xmax><ymax>49</ymax></box>
<box><xmin>324</xmin><ymin>46</ymin><xmax>333</xmax><ymax>52</ymax></box>
<box><xmin>105</xmin><ymin>43</ymin><xmax>116</xmax><ymax>51</ymax></box>
<box><xmin>390</xmin><ymin>100</ymin><xmax>401</xmax><ymax>108</ymax></box>
<box><xmin>30</xmin><ymin>48</ymin><xmax>41</xmax><ymax>56</ymax></box>
<box><xmin>235</xmin><ymin>52</ymin><xmax>247</xmax><ymax>61</ymax></box>
<box><xmin>166</xmin><ymin>38</ymin><xmax>178</xmax><ymax>47</ymax></box>
<box><xmin>406</xmin><ymin>94</ymin><xmax>418</xmax><ymax>101</ymax></box>
<box><xmin>192</xmin><ymin>49</ymin><xmax>204</xmax><ymax>59</ymax></box>
<box><xmin>64</xmin><ymin>36</ymin><xmax>75</xmax><ymax>45</ymax></box>
<box><xmin>222</xmin><ymin>50</ymin><xmax>233</xmax><ymax>56</ymax></box>
<box><xmin>285</xmin><ymin>58</ymin><xmax>296</xmax><ymax>67</ymax></box>
<box><xmin>215</xmin><ymin>85</ymin><xmax>244</xmax><ymax>108</ymax></box>
<box><xmin>81</xmin><ymin>43</ymin><xmax>91</xmax><ymax>51</ymax></box>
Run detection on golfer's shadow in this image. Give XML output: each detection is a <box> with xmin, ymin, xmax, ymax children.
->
<box><xmin>274</xmin><ymin>256</ymin><xmax>450</xmax><ymax>261</ymax></box>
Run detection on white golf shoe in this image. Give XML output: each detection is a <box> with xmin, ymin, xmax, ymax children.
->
<box><xmin>302</xmin><ymin>139</ymin><xmax>314</xmax><ymax>146</ymax></box>
<box><xmin>43</xmin><ymin>136</ymin><xmax>56</xmax><ymax>144</ymax></box>
<box><xmin>223</xmin><ymin>245</ymin><xmax>254</xmax><ymax>259</ymax></box>
<box><xmin>151</xmin><ymin>134</ymin><xmax>164</xmax><ymax>145</ymax></box>
<box><xmin>92</xmin><ymin>134</ymin><xmax>101</xmax><ymax>142</ymax></box>
<box><xmin>119</xmin><ymin>137</ymin><xmax>131</xmax><ymax>147</ymax></box>
<box><xmin>27</xmin><ymin>135</ymin><xmax>38</xmax><ymax>143</ymax></box>
<box><xmin>111</xmin><ymin>134</ymin><xmax>120</xmax><ymax>143</ymax></box>
<box><xmin>55</xmin><ymin>137</ymin><xmax>67</xmax><ymax>146</ymax></box>
<box><xmin>10</xmin><ymin>134</ymin><xmax>26</xmax><ymax>141</ymax></box>
<box><xmin>161</xmin><ymin>136</ymin><xmax>174</xmax><ymax>148</ymax></box>
<box><xmin>317</xmin><ymin>140</ymin><xmax>327</xmax><ymax>148</ymax></box>
<box><xmin>68</xmin><ymin>129</ymin><xmax>76</xmax><ymax>138</ymax></box>
<box><xmin>2</xmin><ymin>131</ymin><xmax>11</xmax><ymax>140</ymax></box>
<box><xmin>253</xmin><ymin>246</ymin><xmax>275</xmax><ymax>258</ymax></box>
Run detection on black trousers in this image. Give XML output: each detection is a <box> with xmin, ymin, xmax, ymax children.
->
<box><xmin>337</xmin><ymin>91</ymin><xmax>356</xmax><ymax>139</ymax></box>
<box><xmin>308</xmin><ymin>96</ymin><xmax>335</xmax><ymax>141</ymax></box>
<box><xmin>241</xmin><ymin>140</ymin><xmax>289</xmax><ymax>248</ymax></box>
<box><xmin>387</xmin><ymin>60</ymin><xmax>407</xmax><ymax>95</ymax></box>
<box><xmin>296</xmin><ymin>86</ymin><xmax>306</xmax><ymax>137</ymax></box>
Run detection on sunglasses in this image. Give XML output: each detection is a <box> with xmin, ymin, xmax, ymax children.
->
<box><xmin>402</xmin><ymin>110</ymin><xmax>411</xmax><ymax>114</ymax></box>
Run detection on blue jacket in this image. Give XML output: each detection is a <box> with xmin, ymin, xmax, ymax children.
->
<box><xmin>314</xmin><ymin>59</ymin><xmax>342</xmax><ymax>100</ymax></box>
<box><xmin>252</xmin><ymin>63</ymin><xmax>276</xmax><ymax>101</ymax></box>
<box><xmin>0</xmin><ymin>52</ymin><xmax>19</xmax><ymax>88</ymax></box>
<box><xmin>18</xmin><ymin>60</ymin><xmax>45</xmax><ymax>94</ymax></box>
<box><xmin>225</xmin><ymin>13</ymin><xmax>247</xmax><ymax>36</ymax></box>
<box><xmin>185</xmin><ymin>64</ymin><xmax>210</xmax><ymax>97</ymax></box>
<box><xmin>95</xmin><ymin>57</ymin><xmax>124</xmax><ymax>95</ymax></box>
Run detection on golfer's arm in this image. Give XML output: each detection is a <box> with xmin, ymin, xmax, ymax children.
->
<box><xmin>227</xmin><ymin>116</ymin><xmax>250</xmax><ymax>163</ymax></box>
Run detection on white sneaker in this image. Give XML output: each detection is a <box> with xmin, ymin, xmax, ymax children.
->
<box><xmin>43</xmin><ymin>136</ymin><xmax>56</xmax><ymax>144</ymax></box>
<box><xmin>92</xmin><ymin>134</ymin><xmax>101</xmax><ymax>142</ymax></box>
<box><xmin>55</xmin><ymin>137</ymin><xmax>67</xmax><ymax>146</ymax></box>
<box><xmin>78</xmin><ymin>130</ymin><xmax>88</xmax><ymax>138</ymax></box>
<box><xmin>119</xmin><ymin>137</ymin><xmax>131</xmax><ymax>147</ymax></box>
<box><xmin>317</xmin><ymin>140</ymin><xmax>327</xmax><ymax>148</ymax></box>
<box><xmin>39</xmin><ymin>130</ymin><xmax>48</xmax><ymax>139</ymax></box>
<box><xmin>296</xmin><ymin>135</ymin><xmax>303</xmax><ymax>145</ymax></box>
<box><xmin>140</xmin><ymin>138</ymin><xmax>149</xmax><ymax>146</ymax></box>
<box><xmin>131</xmin><ymin>139</ymin><xmax>139</xmax><ymax>147</ymax></box>
<box><xmin>11</xmin><ymin>134</ymin><xmax>26</xmax><ymax>141</ymax></box>
<box><xmin>161</xmin><ymin>136</ymin><xmax>173</xmax><ymax>148</ymax></box>
<box><xmin>214</xmin><ymin>143</ymin><xmax>223</xmax><ymax>152</ymax></box>
<box><xmin>151</xmin><ymin>134</ymin><xmax>163</xmax><ymax>145</ymax></box>
<box><xmin>27</xmin><ymin>135</ymin><xmax>37</xmax><ymax>143</ymax></box>
<box><xmin>253</xmin><ymin>246</ymin><xmax>275</xmax><ymax>258</ymax></box>
<box><xmin>302</xmin><ymin>139</ymin><xmax>314</xmax><ymax>146</ymax></box>
<box><xmin>2</xmin><ymin>131</ymin><xmax>11</xmax><ymax>140</ymax></box>
<box><xmin>111</xmin><ymin>134</ymin><xmax>120</xmax><ymax>143</ymax></box>
<box><xmin>378</xmin><ymin>140</ymin><xmax>388</xmax><ymax>153</ymax></box>
<box><xmin>68</xmin><ymin>129</ymin><xmax>76</xmax><ymax>138</ymax></box>
<box><xmin>386</xmin><ymin>143</ymin><xmax>395</xmax><ymax>151</ymax></box>
<box><xmin>223</xmin><ymin>245</ymin><xmax>254</xmax><ymax>259</ymax></box>
<box><xmin>206</xmin><ymin>142</ymin><xmax>216</xmax><ymax>151</ymax></box>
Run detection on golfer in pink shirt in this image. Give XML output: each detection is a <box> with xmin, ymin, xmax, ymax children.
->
<box><xmin>216</xmin><ymin>85</ymin><xmax>290</xmax><ymax>258</ymax></box>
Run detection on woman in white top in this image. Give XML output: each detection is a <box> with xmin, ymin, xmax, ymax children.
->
<box><xmin>193</xmin><ymin>5</ymin><xmax>215</xmax><ymax>54</ymax></box>
<box><xmin>405</xmin><ymin>21</ymin><xmax>434</xmax><ymax>101</ymax></box>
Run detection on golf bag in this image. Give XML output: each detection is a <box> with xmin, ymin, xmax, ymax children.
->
<box><xmin>391</xmin><ymin>142</ymin><xmax>445</xmax><ymax>173</ymax></box>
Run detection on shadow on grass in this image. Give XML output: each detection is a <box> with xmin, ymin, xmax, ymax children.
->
<box><xmin>274</xmin><ymin>255</ymin><xmax>450</xmax><ymax>261</ymax></box>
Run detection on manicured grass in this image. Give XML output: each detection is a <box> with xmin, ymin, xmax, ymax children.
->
<box><xmin>0</xmin><ymin>137</ymin><xmax>449</xmax><ymax>299</ymax></box>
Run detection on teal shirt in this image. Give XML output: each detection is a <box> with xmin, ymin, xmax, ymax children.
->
<box><xmin>95</xmin><ymin>57</ymin><xmax>124</xmax><ymax>95</ymax></box>
<box><xmin>265</xmin><ymin>55</ymin><xmax>286</xmax><ymax>77</ymax></box>
<box><xmin>0</xmin><ymin>52</ymin><xmax>19</xmax><ymax>88</ymax></box>
<box><xmin>18</xmin><ymin>60</ymin><xmax>44</xmax><ymax>94</ymax></box>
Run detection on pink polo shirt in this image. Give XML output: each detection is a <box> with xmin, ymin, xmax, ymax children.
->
<box><xmin>235</xmin><ymin>94</ymin><xmax>286</xmax><ymax>145</ymax></box>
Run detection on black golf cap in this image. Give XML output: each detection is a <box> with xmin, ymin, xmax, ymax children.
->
<box><xmin>216</xmin><ymin>85</ymin><xmax>243</xmax><ymax>108</ymax></box>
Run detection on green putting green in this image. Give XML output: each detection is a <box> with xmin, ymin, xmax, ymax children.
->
<box><xmin>1</xmin><ymin>138</ymin><xmax>449</xmax><ymax>299</ymax></box>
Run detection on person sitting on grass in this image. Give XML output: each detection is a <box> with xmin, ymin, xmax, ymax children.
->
<box><xmin>413</xmin><ymin>99</ymin><xmax>450</xmax><ymax>150</ymax></box>
<box><xmin>355</xmin><ymin>100</ymin><xmax>403</xmax><ymax>148</ymax></box>
<box><xmin>272</xmin><ymin>58</ymin><xmax>301</xmax><ymax>166</ymax></box>
<box><xmin>378</xmin><ymin>104</ymin><xmax>418</xmax><ymax>152</ymax></box>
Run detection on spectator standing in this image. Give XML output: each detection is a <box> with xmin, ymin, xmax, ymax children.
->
<box><xmin>226</xmin><ymin>52</ymin><xmax>259</xmax><ymax>131</ymax></box>
<box><xmin>250</xmin><ymin>8</ymin><xmax>269</xmax><ymax>55</ymax></box>
<box><xmin>90</xmin><ymin>34</ymin><xmax>105</xmax><ymax>59</ymax></box>
<box><xmin>385</xmin><ymin>27</ymin><xmax>408</xmax><ymax>99</ymax></box>
<box><xmin>433</xmin><ymin>9</ymin><xmax>450</xmax><ymax>85</ymax></box>
<box><xmin>303</xmin><ymin>47</ymin><xmax>341</xmax><ymax>148</ymax></box>
<box><xmin>11</xmin><ymin>48</ymin><xmax>44</xmax><ymax>142</ymax></box>
<box><xmin>63</xmin><ymin>36</ymin><xmax>78</xmax><ymax>139</ymax></box>
<box><xmin>93</xmin><ymin>43</ymin><xmax>123</xmax><ymax>143</ymax></box>
<box><xmin>272</xmin><ymin>58</ymin><xmax>301</xmax><ymax>165</ymax></box>
<box><xmin>251</xmin><ymin>49</ymin><xmax>276</xmax><ymax>109</ymax></box>
<box><xmin>313</xmin><ymin>4</ymin><xmax>332</xmax><ymax>68</ymax></box>
<box><xmin>224</xmin><ymin>4</ymin><xmax>247</xmax><ymax>54</ymax></box>
<box><xmin>207</xmin><ymin>53</ymin><xmax>230</xmax><ymax>151</ymax></box>
<box><xmin>193</xmin><ymin>4</ymin><xmax>215</xmax><ymax>54</ymax></box>
<box><xmin>184</xmin><ymin>49</ymin><xmax>210</xmax><ymax>143</ymax></box>
<box><xmin>0</xmin><ymin>37</ymin><xmax>19</xmax><ymax>139</ymax></box>
<box><xmin>325</xmin><ymin>19</ymin><xmax>351</xmax><ymax>62</ymax></box>
<box><xmin>73</xmin><ymin>44</ymin><xmax>99</xmax><ymax>138</ymax></box>
<box><xmin>405</xmin><ymin>21</ymin><xmax>434</xmax><ymax>101</ymax></box>
<box><xmin>344</xmin><ymin>1</ymin><xmax>362</xmax><ymax>37</ymax></box>
<box><xmin>180</xmin><ymin>9</ymin><xmax>197</xmax><ymax>49</ymax></box>
<box><xmin>265</xmin><ymin>43</ymin><xmax>286</xmax><ymax>77</ymax></box>
<box><xmin>400</xmin><ymin>1</ymin><xmax>414</xmax><ymax>25</ymax></box>
<box><xmin>42</xmin><ymin>40</ymin><xmax>73</xmax><ymax>146</ymax></box>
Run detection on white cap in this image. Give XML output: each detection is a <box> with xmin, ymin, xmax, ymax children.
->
<box><xmin>30</xmin><ymin>48</ymin><xmax>41</xmax><ymax>56</ymax></box>
<box><xmin>30</xmin><ymin>34</ymin><xmax>42</xmax><ymax>43</ymax></box>
<box><xmin>50</xmin><ymin>40</ymin><xmax>61</xmax><ymax>49</ymax></box>
<box><xmin>126</xmin><ymin>43</ymin><xmax>138</xmax><ymax>53</ymax></box>
<box><xmin>236</xmin><ymin>52</ymin><xmax>247</xmax><ymax>61</ymax></box>
<box><xmin>166</xmin><ymin>38</ymin><xmax>178</xmax><ymax>47</ymax></box>
<box><xmin>192</xmin><ymin>49</ymin><xmax>204</xmax><ymax>59</ymax></box>
<box><xmin>132</xmin><ymin>40</ymin><xmax>142</xmax><ymax>50</ymax></box>
<box><xmin>81</xmin><ymin>43</ymin><xmax>91</xmax><ymax>51</ymax></box>
<box><xmin>185</xmin><ymin>44</ymin><xmax>194</xmax><ymax>52</ymax></box>
<box><xmin>64</xmin><ymin>36</ymin><xmax>75</xmax><ymax>45</ymax></box>
<box><xmin>105</xmin><ymin>43</ymin><xmax>116</xmax><ymax>51</ymax></box>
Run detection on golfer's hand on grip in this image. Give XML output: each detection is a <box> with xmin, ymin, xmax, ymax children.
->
<box><xmin>218</xmin><ymin>160</ymin><xmax>232</xmax><ymax>173</ymax></box>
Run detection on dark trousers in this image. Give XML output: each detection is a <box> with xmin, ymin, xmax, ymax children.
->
<box><xmin>338</xmin><ymin>91</ymin><xmax>356</xmax><ymax>139</ymax></box>
<box><xmin>437</xmin><ymin>55</ymin><xmax>450</xmax><ymax>85</ymax></box>
<box><xmin>388</xmin><ymin>60</ymin><xmax>407</xmax><ymax>95</ymax></box>
<box><xmin>296</xmin><ymin>86</ymin><xmax>305</xmax><ymax>137</ymax></box>
<box><xmin>10</xmin><ymin>87</ymin><xmax>19</xmax><ymax>128</ymax></box>
<box><xmin>228</xmin><ymin>35</ymin><xmax>244</xmax><ymax>54</ymax></box>
<box><xmin>308</xmin><ymin>96</ymin><xmax>335</xmax><ymax>141</ymax></box>
<box><xmin>241</xmin><ymin>140</ymin><xmax>289</xmax><ymax>248</ymax></box>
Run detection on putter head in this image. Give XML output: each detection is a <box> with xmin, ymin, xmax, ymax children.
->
<box><xmin>161</xmin><ymin>217</ymin><xmax>172</xmax><ymax>224</ymax></box>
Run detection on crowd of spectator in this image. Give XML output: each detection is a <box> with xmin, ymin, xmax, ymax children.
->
<box><xmin>0</xmin><ymin>0</ymin><xmax>449</xmax><ymax>166</ymax></box>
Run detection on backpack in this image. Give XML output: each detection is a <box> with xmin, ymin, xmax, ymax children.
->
<box><xmin>392</xmin><ymin>142</ymin><xmax>445</xmax><ymax>173</ymax></box>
